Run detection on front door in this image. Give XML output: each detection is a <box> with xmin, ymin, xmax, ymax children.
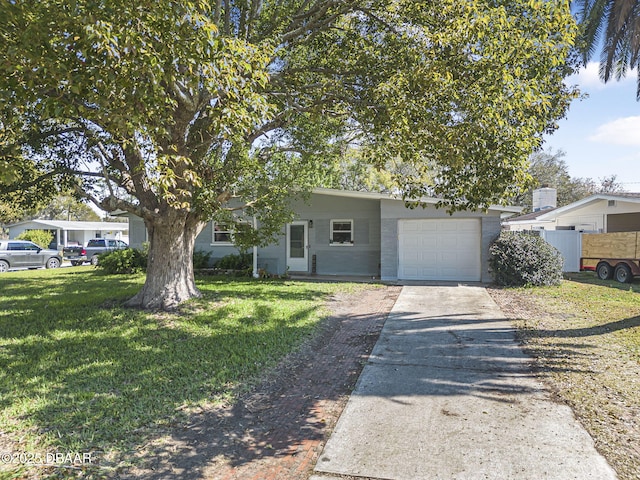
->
<box><xmin>286</xmin><ymin>221</ymin><xmax>308</xmax><ymax>272</ymax></box>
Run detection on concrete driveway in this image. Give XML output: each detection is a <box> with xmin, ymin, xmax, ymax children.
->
<box><xmin>312</xmin><ymin>285</ymin><xmax>617</xmax><ymax>480</ymax></box>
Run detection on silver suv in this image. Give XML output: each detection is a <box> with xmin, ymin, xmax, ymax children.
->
<box><xmin>0</xmin><ymin>240</ymin><xmax>62</xmax><ymax>273</ymax></box>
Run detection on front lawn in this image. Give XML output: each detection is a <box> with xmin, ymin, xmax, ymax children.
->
<box><xmin>0</xmin><ymin>268</ymin><xmax>365</xmax><ymax>478</ymax></box>
<box><xmin>489</xmin><ymin>273</ymin><xmax>640</xmax><ymax>480</ymax></box>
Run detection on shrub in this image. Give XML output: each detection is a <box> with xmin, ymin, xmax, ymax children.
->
<box><xmin>98</xmin><ymin>248</ymin><xmax>147</xmax><ymax>274</ymax></box>
<box><xmin>193</xmin><ymin>250</ymin><xmax>212</xmax><ymax>269</ymax></box>
<box><xmin>215</xmin><ymin>252</ymin><xmax>252</xmax><ymax>270</ymax></box>
<box><xmin>16</xmin><ymin>229</ymin><xmax>54</xmax><ymax>249</ymax></box>
<box><xmin>489</xmin><ymin>232</ymin><xmax>563</xmax><ymax>287</ymax></box>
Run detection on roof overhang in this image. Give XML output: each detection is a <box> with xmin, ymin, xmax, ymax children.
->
<box><xmin>536</xmin><ymin>193</ymin><xmax>640</xmax><ymax>220</ymax></box>
<box><xmin>312</xmin><ymin>187</ymin><xmax>521</xmax><ymax>214</ymax></box>
<box><xmin>6</xmin><ymin>219</ymin><xmax>129</xmax><ymax>231</ymax></box>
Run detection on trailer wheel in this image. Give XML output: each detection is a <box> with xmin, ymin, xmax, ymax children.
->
<box><xmin>614</xmin><ymin>264</ymin><xmax>633</xmax><ymax>284</ymax></box>
<box><xmin>596</xmin><ymin>262</ymin><xmax>613</xmax><ymax>280</ymax></box>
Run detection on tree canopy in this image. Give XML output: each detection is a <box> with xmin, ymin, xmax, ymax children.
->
<box><xmin>35</xmin><ymin>194</ymin><xmax>101</xmax><ymax>221</ymax></box>
<box><xmin>0</xmin><ymin>0</ymin><xmax>579</xmax><ymax>308</ymax></box>
<box><xmin>574</xmin><ymin>0</ymin><xmax>640</xmax><ymax>100</ymax></box>
<box><xmin>512</xmin><ymin>149</ymin><xmax>625</xmax><ymax>212</ymax></box>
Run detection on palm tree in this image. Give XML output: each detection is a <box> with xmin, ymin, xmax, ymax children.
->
<box><xmin>574</xmin><ymin>0</ymin><xmax>640</xmax><ymax>99</ymax></box>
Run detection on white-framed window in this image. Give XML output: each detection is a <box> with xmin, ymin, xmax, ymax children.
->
<box><xmin>212</xmin><ymin>221</ymin><xmax>250</xmax><ymax>245</ymax></box>
<box><xmin>330</xmin><ymin>219</ymin><xmax>354</xmax><ymax>246</ymax></box>
<box><xmin>212</xmin><ymin>222</ymin><xmax>233</xmax><ymax>244</ymax></box>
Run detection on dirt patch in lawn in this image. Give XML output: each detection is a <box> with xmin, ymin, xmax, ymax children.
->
<box><xmin>489</xmin><ymin>286</ymin><xmax>640</xmax><ymax>480</ymax></box>
<box><xmin>118</xmin><ymin>285</ymin><xmax>402</xmax><ymax>480</ymax></box>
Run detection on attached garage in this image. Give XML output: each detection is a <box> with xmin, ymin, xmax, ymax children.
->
<box><xmin>397</xmin><ymin>219</ymin><xmax>481</xmax><ymax>281</ymax></box>
<box><xmin>125</xmin><ymin>188</ymin><xmax>517</xmax><ymax>281</ymax></box>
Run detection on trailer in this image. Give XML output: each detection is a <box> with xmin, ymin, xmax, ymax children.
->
<box><xmin>580</xmin><ymin>231</ymin><xmax>640</xmax><ymax>283</ymax></box>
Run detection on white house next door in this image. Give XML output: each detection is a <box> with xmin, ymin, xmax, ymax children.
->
<box><xmin>286</xmin><ymin>221</ymin><xmax>308</xmax><ymax>272</ymax></box>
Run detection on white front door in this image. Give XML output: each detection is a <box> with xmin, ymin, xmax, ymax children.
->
<box><xmin>286</xmin><ymin>221</ymin><xmax>308</xmax><ymax>272</ymax></box>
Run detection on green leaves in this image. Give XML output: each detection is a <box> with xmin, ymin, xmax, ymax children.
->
<box><xmin>0</xmin><ymin>0</ymin><xmax>579</xmax><ymax>217</ymax></box>
<box><xmin>0</xmin><ymin>1</ymin><xmax>580</xmax><ymax>307</ymax></box>
<box><xmin>574</xmin><ymin>0</ymin><xmax>640</xmax><ymax>99</ymax></box>
<box><xmin>355</xmin><ymin>0</ymin><xmax>579</xmax><ymax>211</ymax></box>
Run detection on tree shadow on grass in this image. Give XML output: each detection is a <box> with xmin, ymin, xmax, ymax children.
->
<box><xmin>529</xmin><ymin>315</ymin><xmax>640</xmax><ymax>339</ymax></box>
<box><xmin>120</xmin><ymin>292</ymin><xmax>396</xmax><ymax>479</ymax></box>
<box><xmin>563</xmin><ymin>272</ymin><xmax>640</xmax><ymax>293</ymax></box>
<box><xmin>0</xmin><ymin>271</ymin><xmax>353</xmax><ymax>478</ymax></box>
<box><xmin>125</xmin><ymin>302</ymin><xmax>606</xmax><ymax>479</ymax></box>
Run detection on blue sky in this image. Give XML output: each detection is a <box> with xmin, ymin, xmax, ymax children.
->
<box><xmin>542</xmin><ymin>62</ymin><xmax>640</xmax><ymax>191</ymax></box>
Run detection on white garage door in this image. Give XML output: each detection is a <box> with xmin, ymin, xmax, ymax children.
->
<box><xmin>398</xmin><ymin>219</ymin><xmax>481</xmax><ymax>281</ymax></box>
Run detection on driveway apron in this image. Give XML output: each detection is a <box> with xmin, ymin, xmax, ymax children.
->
<box><xmin>312</xmin><ymin>285</ymin><xmax>617</xmax><ymax>480</ymax></box>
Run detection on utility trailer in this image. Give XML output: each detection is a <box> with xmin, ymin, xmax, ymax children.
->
<box><xmin>580</xmin><ymin>231</ymin><xmax>640</xmax><ymax>283</ymax></box>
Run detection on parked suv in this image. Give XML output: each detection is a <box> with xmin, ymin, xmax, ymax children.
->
<box><xmin>0</xmin><ymin>240</ymin><xmax>62</xmax><ymax>272</ymax></box>
<box><xmin>63</xmin><ymin>238</ymin><xmax>128</xmax><ymax>266</ymax></box>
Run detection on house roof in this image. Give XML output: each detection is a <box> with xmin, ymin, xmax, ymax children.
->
<box><xmin>503</xmin><ymin>192</ymin><xmax>640</xmax><ymax>224</ymax></box>
<box><xmin>536</xmin><ymin>193</ymin><xmax>640</xmax><ymax>220</ymax></box>
<box><xmin>503</xmin><ymin>207</ymin><xmax>559</xmax><ymax>223</ymax></box>
<box><xmin>7</xmin><ymin>219</ymin><xmax>129</xmax><ymax>231</ymax></box>
<box><xmin>312</xmin><ymin>187</ymin><xmax>522</xmax><ymax>214</ymax></box>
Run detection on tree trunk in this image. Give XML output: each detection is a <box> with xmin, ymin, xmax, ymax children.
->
<box><xmin>125</xmin><ymin>212</ymin><xmax>205</xmax><ymax>310</ymax></box>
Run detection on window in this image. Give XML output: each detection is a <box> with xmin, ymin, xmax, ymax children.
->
<box><xmin>330</xmin><ymin>219</ymin><xmax>353</xmax><ymax>245</ymax></box>
<box><xmin>8</xmin><ymin>242</ymin><xmax>40</xmax><ymax>251</ymax></box>
<box><xmin>212</xmin><ymin>223</ymin><xmax>233</xmax><ymax>244</ymax></box>
<box><xmin>212</xmin><ymin>221</ymin><xmax>251</xmax><ymax>245</ymax></box>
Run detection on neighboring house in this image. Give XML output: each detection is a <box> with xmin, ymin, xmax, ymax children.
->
<box><xmin>127</xmin><ymin>188</ymin><xmax>519</xmax><ymax>282</ymax></box>
<box><xmin>503</xmin><ymin>193</ymin><xmax>640</xmax><ymax>233</ymax></box>
<box><xmin>502</xmin><ymin>192</ymin><xmax>640</xmax><ymax>273</ymax></box>
<box><xmin>7</xmin><ymin>220</ymin><xmax>129</xmax><ymax>250</ymax></box>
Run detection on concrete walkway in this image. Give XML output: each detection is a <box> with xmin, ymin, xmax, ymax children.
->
<box><xmin>311</xmin><ymin>286</ymin><xmax>617</xmax><ymax>480</ymax></box>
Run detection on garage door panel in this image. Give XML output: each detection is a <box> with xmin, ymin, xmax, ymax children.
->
<box><xmin>437</xmin><ymin>223</ymin><xmax>460</xmax><ymax>233</ymax></box>
<box><xmin>403</xmin><ymin>237</ymin><xmax>419</xmax><ymax>249</ymax></box>
<box><xmin>402</xmin><ymin>222</ymin><xmax>421</xmax><ymax>233</ymax></box>
<box><xmin>421</xmin><ymin>238</ymin><xmax>438</xmax><ymax>250</ymax></box>
<box><xmin>398</xmin><ymin>219</ymin><xmax>481</xmax><ymax>281</ymax></box>
<box><xmin>439</xmin><ymin>252</ymin><xmax>459</xmax><ymax>263</ymax></box>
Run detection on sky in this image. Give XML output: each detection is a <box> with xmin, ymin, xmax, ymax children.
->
<box><xmin>542</xmin><ymin>62</ymin><xmax>640</xmax><ymax>191</ymax></box>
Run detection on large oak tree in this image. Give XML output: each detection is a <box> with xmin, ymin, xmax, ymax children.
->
<box><xmin>0</xmin><ymin>0</ymin><xmax>578</xmax><ymax>309</ymax></box>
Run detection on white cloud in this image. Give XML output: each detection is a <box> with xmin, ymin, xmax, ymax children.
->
<box><xmin>567</xmin><ymin>62</ymin><xmax>637</xmax><ymax>91</ymax></box>
<box><xmin>589</xmin><ymin>116</ymin><xmax>640</xmax><ymax>146</ymax></box>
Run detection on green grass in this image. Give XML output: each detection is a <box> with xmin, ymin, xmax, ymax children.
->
<box><xmin>0</xmin><ymin>267</ymin><xmax>366</xmax><ymax>477</ymax></box>
<box><xmin>494</xmin><ymin>272</ymin><xmax>640</xmax><ymax>480</ymax></box>
<box><xmin>526</xmin><ymin>273</ymin><xmax>640</xmax><ymax>356</ymax></box>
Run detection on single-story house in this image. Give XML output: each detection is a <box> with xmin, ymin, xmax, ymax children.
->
<box><xmin>502</xmin><ymin>193</ymin><xmax>640</xmax><ymax>233</ymax></box>
<box><xmin>127</xmin><ymin>188</ymin><xmax>520</xmax><ymax>282</ymax></box>
<box><xmin>7</xmin><ymin>219</ymin><xmax>129</xmax><ymax>249</ymax></box>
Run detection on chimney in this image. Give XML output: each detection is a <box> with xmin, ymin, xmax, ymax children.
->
<box><xmin>532</xmin><ymin>187</ymin><xmax>557</xmax><ymax>212</ymax></box>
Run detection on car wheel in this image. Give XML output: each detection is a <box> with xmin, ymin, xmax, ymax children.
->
<box><xmin>596</xmin><ymin>262</ymin><xmax>613</xmax><ymax>280</ymax></box>
<box><xmin>614</xmin><ymin>264</ymin><xmax>633</xmax><ymax>283</ymax></box>
<box><xmin>46</xmin><ymin>257</ymin><xmax>61</xmax><ymax>269</ymax></box>
<box><xmin>0</xmin><ymin>260</ymin><xmax>8</xmax><ymax>273</ymax></box>
<box><xmin>90</xmin><ymin>255</ymin><xmax>99</xmax><ymax>266</ymax></box>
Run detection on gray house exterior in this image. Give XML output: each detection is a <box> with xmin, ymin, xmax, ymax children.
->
<box><xmin>127</xmin><ymin>188</ymin><xmax>519</xmax><ymax>282</ymax></box>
